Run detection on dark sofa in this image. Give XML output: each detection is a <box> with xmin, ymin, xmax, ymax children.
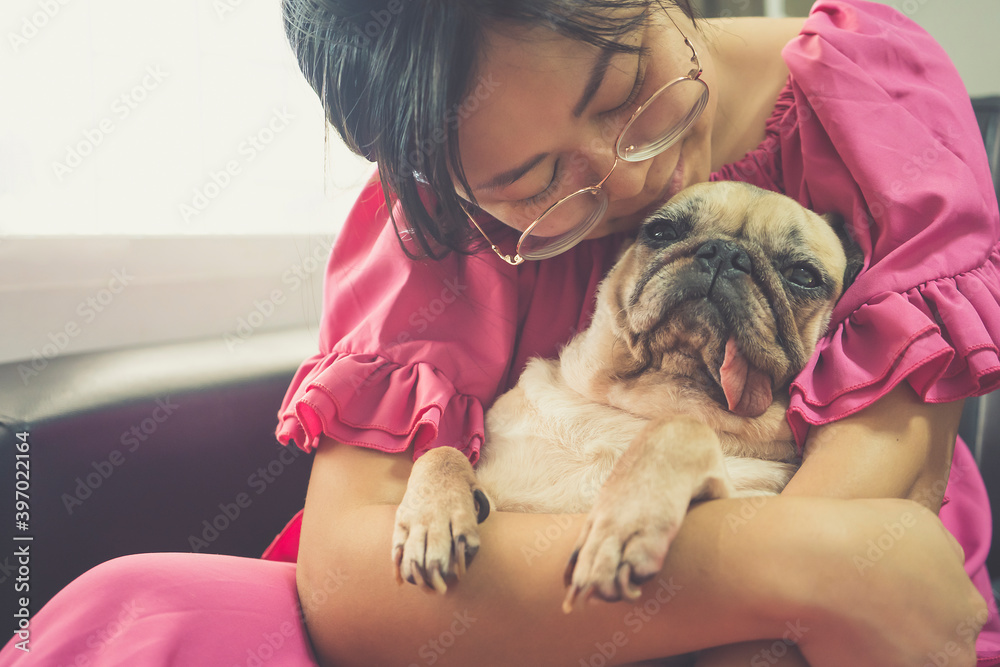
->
<box><xmin>0</xmin><ymin>327</ymin><xmax>317</xmax><ymax>635</ymax></box>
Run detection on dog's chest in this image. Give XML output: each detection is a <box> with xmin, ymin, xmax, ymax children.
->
<box><xmin>476</xmin><ymin>358</ymin><xmax>646</xmax><ymax>514</ymax></box>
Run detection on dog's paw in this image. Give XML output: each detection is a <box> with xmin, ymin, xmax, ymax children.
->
<box><xmin>561</xmin><ymin>490</ymin><xmax>687</xmax><ymax>612</ymax></box>
<box><xmin>561</xmin><ymin>417</ymin><xmax>732</xmax><ymax>612</ymax></box>
<box><xmin>391</xmin><ymin>447</ymin><xmax>490</xmax><ymax>594</ymax></box>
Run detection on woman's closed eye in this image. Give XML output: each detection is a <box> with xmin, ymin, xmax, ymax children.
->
<box><xmin>514</xmin><ymin>56</ymin><xmax>645</xmax><ymax>210</ymax></box>
<box><xmin>602</xmin><ymin>52</ymin><xmax>646</xmax><ymax>120</ymax></box>
<box><xmin>519</xmin><ymin>159</ymin><xmax>563</xmax><ymax>209</ymax></box>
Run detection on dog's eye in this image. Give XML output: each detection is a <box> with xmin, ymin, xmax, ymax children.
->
<box><xmin>641</xmin><ymin>217</ymin><xmax>680</xmax><ymax>245</ymax></box>
<box><xmin>782</xmin><ymin>264</ymin><xmax>822</xmax><ymax>288</ymax></box>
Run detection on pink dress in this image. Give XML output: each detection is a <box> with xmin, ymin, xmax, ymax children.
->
<box><xmin>3</xmin><ymin>1</ymin><xmax>999</xmax><ymax>664</ymax></box>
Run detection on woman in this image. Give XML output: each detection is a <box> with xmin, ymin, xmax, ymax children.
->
<box><xmin>1</xmin><ymin>1</ymin><xmax>993</xmax><ymax>666</ymax></box>
<box><xmin>273</xmin><ymin>0</ymin><xmax>1000</xmax><ymax>665</ymax></box>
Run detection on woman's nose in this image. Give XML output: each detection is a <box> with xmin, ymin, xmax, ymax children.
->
<box><xmin>581</xmin><ymin>136</ymin><xmax>652</xmax><ymax>201</ymax></box>
<box><xmin>604</xmin><ymin>156</ymin><xmax>650</xmax><ymax>202</ymax></box>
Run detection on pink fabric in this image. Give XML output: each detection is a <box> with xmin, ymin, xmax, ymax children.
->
<box><xmin>709</xmin><ymin>5</ymin><xmax>1000</xmax><ymax>655</ymax></box>
<box><xmin>713</xmin><ymin>1</ymin><xmax>1000</xmax><ymax>439</ymax></box>
<box><xmin>274</xmin><ymin>180</ymin><xmax>629</xmax><ymax>460</ymax></box>
<box><xmin>273</xmin><ymin>1</ymin><xmax>1000</xmax><ymax>659</ymax></box>
<box><xmin>0</xmin><ymin>553</ymin><xmax>318</xmax><ymax>667</ymax></box>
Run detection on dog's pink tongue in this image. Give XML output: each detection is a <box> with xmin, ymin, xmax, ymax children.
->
<box><xmin>720</xmin><ymin>337</ymin><xmax>772</xmax><ymax>418</ymax></box>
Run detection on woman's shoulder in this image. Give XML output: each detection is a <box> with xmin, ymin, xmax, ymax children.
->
<box><xmin>784</xmin><ymin>0</ymin><xmax>957</xmax><ymax>82</ymax></box>
<box><xmin>704</xmin><ymin>14</ymin><xmax>803</xmax><ymax>170</ymax></box>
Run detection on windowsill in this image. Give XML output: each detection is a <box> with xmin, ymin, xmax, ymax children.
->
<box><xmin>0</xmin><ymin>235</ymin><xmax>334</xmax><ymax>366</ymax></box>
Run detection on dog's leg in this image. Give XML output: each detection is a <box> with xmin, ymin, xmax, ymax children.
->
<box><xmin>563</xmin><ymin>416</ymin><xmax>732</xmax><ymax>611</ymax></box>
<box><xmin>392</xmin><ymin>446</ymin><xmax>490</xmax><ymax>593</ymax></box>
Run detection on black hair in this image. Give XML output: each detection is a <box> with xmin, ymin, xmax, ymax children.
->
<box><xmin>282</xmin><ymin>0</ymin><xmax>697</xmax><ymax>259</ymax></box>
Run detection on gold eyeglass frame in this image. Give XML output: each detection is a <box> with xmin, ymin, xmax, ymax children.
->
<box><xmin>464</xmin><ymin>13</ymin><xmax>708</xmax><ymax>266</ymax></box>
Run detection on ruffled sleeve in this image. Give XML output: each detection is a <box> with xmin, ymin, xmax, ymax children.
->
<box><xmin>275</xmin><ymin>177</ymin><xmax>513</xmax><ymax>462</ymax></box>
<box><xmin>275</xmin><ymin>174</ymin><xmax>624</xmax><ymax>462</ymax></box>
<box><xmin>717</xmin><ymin>0</ymin><xmax>1000</xmax><ymax>445</ymax></box>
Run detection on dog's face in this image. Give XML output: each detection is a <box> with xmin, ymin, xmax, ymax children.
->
<box><xmin>594</xmin><ymin>181</ymin><xmax>861</xmax><ymax>419</ymax></box>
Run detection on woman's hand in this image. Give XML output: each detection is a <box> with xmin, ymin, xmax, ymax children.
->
<box><xmin>795</xmin><ymin>498</ymin><xmax>986</xmax><ymax>667</ymax></box>
<box><xmin>696</xmin><ymin>384</ymin><xmax>981</xmax><ymax>667</ymax></box>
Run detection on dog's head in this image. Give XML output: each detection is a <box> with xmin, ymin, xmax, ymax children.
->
<box><xmin>570</xmin><ymin>181</ymin><xmax>862</xmax><ymax>421</ymax></box>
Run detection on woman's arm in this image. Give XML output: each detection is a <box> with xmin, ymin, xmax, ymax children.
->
<box><xmin>782</xmin><ymin>383</ymin><xmax>960</xmax><ymax>509</ymax></box>
<box><xmin>696</xmin><ymin>383</ymin><xmax>967</xmax><ymax>666</ymax></box>
<box><xmin>295</xmin><ymin>428</ymin><xmax>985</xmax><ymax>667</ymax></box>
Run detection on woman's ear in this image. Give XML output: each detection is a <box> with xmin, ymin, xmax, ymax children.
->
<box><xmin>823</xmin><ymin>212</ymin><xmax>865</xmax><ymax>290</ymax></box>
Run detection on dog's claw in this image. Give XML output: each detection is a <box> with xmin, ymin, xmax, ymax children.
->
<box><xmin>392</xmin><ymin>447</ymin><xmax>489</xmax><ymax>594</ymax></box>
<box><xmin>562</xmin><ymin>581</ymin><xmax>598</xmax><ymax>614</ymax></box>
<box><xmin>561</xmin><ymin>586</ymin><xmax>579</xmax><ymax>614</ymax></box>
<box><xmin>473</xmin><ymin>489</ymin><xmax>490</xmax><ymax>524</ymax></box>
<box><xmin>563</xmin><ymin>549</ymin><xmax>580</xmax><ymax>587</ymax></box>
<box><xmin>453</xmin><ymin>535</ymin><xmax>464</xmax><ymax>581</ymax></box>
<box><xmin>429</xmin><ymin>566</ymin><xmax>449</xmax><ymax>594</ymax></box>
<box><xmin>617</xmin><ymin>564</ymin><xmax>642</xmax><ymax>601</ymax></box>
<box><xmin>562</xmin><ymin>489</ymin><xmax>685</xmax><ymax>611</ymax></box>
<box><xmin>392</xmin><ymin>545</ymin><xmax>405</xmax><ymax>585</ymax></box>
<box><xmin>454</xmin><ymin>534</ymin><xmax>472</xmax><ymax>580</ymax></box>
<box><xmin>410</xmin><ymin>560</ymin><xmax>426</xmax><ymax>588</ymax></box>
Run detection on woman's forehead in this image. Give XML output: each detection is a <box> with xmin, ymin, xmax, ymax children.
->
<box><xmin>455</xmin><ymin>30</ymin><xmax>602</xmax><ymax>186</ymax></box>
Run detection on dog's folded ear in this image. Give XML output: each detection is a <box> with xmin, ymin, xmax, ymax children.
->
<box><xmin>822</xmin><ymin>212</ymin><xmax>865</xmax><ymax>290</ymax></box>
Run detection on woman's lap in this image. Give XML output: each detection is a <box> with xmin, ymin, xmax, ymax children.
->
<box><xmin>0</xmin><ymin>552</ymin><xmax>318</xmax><ymax>667</ymax></box>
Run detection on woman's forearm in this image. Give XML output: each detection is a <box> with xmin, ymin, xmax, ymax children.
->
<box><xmin>294</xmin><ymin>444</ymin><xmax>976</xmax><ymax>666</ymax></box>
<box><xmin>299</xmin><ymin>497</ymin><xmax>813</xmax><ymax>666</ymax></box>
<box><xmin>694</xmin><ymin>386</ymin><xmax>967</xmax><ymax>667</ymax></box>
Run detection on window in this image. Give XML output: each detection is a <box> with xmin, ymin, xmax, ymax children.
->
<box><xmin>2</xmin><ymin>0</ymin><xmax>371</xmax><ymax>236</ymax></box>
<box><xmin>1</xmin><ymin>0</ymin><xmax>373</xmax><ymax>364</ymax></box>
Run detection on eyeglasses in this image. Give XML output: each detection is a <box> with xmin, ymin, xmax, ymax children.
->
<box><xmin>465</xmin><ymin>16</ymin><xmax>709</xmax><ymax>265</ymax></box>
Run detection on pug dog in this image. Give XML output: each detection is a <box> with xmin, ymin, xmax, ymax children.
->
<box><xmin>391</xmin><ymin>181</ymin><xmax>863</xmax><ymax>609</ymax></box>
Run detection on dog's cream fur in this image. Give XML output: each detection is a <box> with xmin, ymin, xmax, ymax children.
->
<box><xmin>477</xmin><ymin>354</ymin><xmax>797</xmax><ymax>515</ymax></box>
<box><xmin>392</xmin><ymin>182</ymin><xmax>860</xmax><ymax>604</ymax></box>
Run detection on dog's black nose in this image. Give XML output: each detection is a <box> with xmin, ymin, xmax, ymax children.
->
<box><xmin>695</xmin><ymin>240</ymin><xmax>752</xmax><ymax>275</ymax></box>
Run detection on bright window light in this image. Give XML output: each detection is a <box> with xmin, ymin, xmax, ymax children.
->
<box><xmin>0</xmin><ymin>0</ymin><xmax>373</xmax><ymax>236</ymax></box>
